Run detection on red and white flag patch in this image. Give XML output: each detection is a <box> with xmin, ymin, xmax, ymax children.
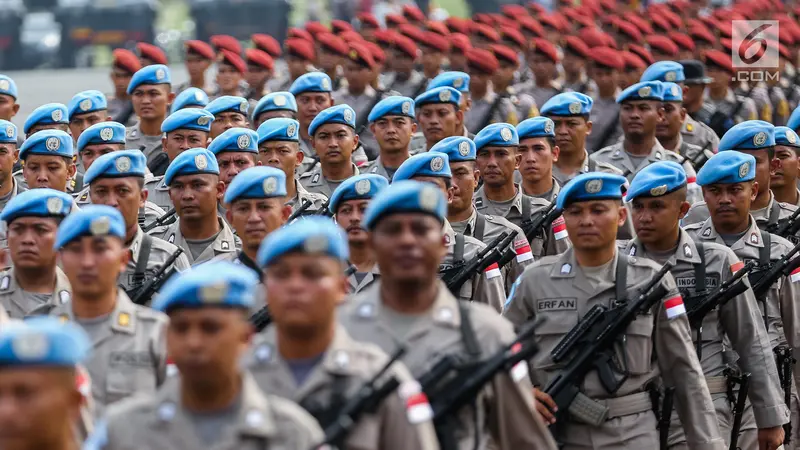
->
<box><xmin>509</xmin><ymin>342</ymin><xmax>529</xmax><ymax>382</ymax></box>
<box><xmin>514</xmin><ymin>240</ymin><xmax>534</xmax><ymax>263</ymax></box>
<box><xmin>730</xmin><ymin>261</ymin><xmax>744</xmax><ymax>274</ymax></box>
<box><xmin>484</xmin><ymin>262</ymin><xmax>501</xmax><ymax>279</ymax></box>
<box><xmin>665</xmin><ymin>295</ymin><xmax>686</xmax><ymax>320</ymax></box>
<box><xmin>552</xmin><ymin>216</ymin><xmax>568</xmax><ymax>240</ymax></box>
<box><xmin>76</xmin><ymin>364</ymin><xmax>91</xmax><ymax>398</ymax></box>
<box><xmin>687</xmin><ymin>176</ymin><xmax>697</xmax><ymax>187</ymax></box>
<box><xmin>791</xmin><ymin>267</ymin><xmax>800</xmax><ymax>283</ymax></box>
<box><xmin>406</xmin><ymin>392</ymin><xmax>434</xmax><ymax>424</ymax></box>
<box><xmin>166</xmin><ymin>358</ymin><xmax>178</xmax><ymax>377</ymax></box>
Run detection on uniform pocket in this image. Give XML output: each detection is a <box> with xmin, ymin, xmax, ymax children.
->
<box><xmin>106</xmin><ymin>352</ymin><xmax>157</xmax><ymax>404</ymax></box>
<box><xmin>345</xmin><ymin>415</ymin><xmax>380</xmax><ymax>450</ymax></box>
<box><xmin>535</xmin><ymin>310</ymin><xmax>580</xmax><ymax>371</ymax></box>
<box><xmin>622</xmin><ymin>314</ymin><xmax>654</xmax><ymax>375</ymax></box>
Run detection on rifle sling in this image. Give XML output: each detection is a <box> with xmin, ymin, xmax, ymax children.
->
<box><xmin>768</xmin><ymin>201</ymin><xmax>782</xmax><ymax>228</ymax></box>
<box><xmin>457</xmin><ymin>301</ymin><xmax>482</xmax><ymax>360</ymax></box>
<box><xmin>615</xmin><ymin>253</ymin><xmax>628</xmax><ymax>303</ymax></box>
<box><xmin>454</xmin><ymin>233</ymin><xmax>465</xmax><ymax>264</ymax></box>
<box><xmin>759</xmin><ymin>230</ymin><xmax>771</xmax><ymax>331</ymax></box>
<box><xmin>693</xmin><ymin>242</ymin><xmax>706</xmax><ymax>294</ymax></box>
<box><xmin>132</xmin><ymin>233</ymin><xmax>153</xmax><ymax>287</ymax></box>
<box><xmin>474</xmin><ymin>213</ymin><xmax>487</xmax><ymax>242</ymax></box>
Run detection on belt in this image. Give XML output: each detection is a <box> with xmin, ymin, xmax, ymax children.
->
<box><xmin>568</xmin><ymin>391</ymin><xmax>654</xmax><ymax>426</ymax></box>
<box><xmin>706</xmin><ymin>376</ymin><xmax>728</xmax><ymax>395</ymax></box>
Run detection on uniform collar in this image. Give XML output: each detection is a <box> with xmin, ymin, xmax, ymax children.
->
<box><xmin>55</xmin><ymin>288</ymin><xmax>138</xmax><ymax>335</ymax></box>
<box><xmin>347</xmin><ymin>263</ymin><xmax>380</xmax><ymax>292</ymax></box>
<box><xmin>548</xmin><ymin>248</ymin><xmax>620</xmax><ymax>296</ymax></box>
<box><xmin>609</xmin><ymin>139</ymin><xmax>668</xmax><ymax>162</ymax></box>
<box><xmin>170</xmin><ymin>216</ymin><xmax>237</xmax><ymax>254</ymax></box>
<box><xmin>627</xmin><ymin>228</ymin><xmax>702</xmax><ymax>265</ymax></box>
<box><xmin>449</xmin><ymin>207</ymin><xmax>478</xmax><ymax>235</ymax></box>
<box><xmin>0</xmin><ymin>266</ymin><xmax>72</xmax><ymax>305</ymax></box>
<box><xmin>352</xmin><ymin>280</ymin><xmax>464</xmax><ymax>330</ymax></box>
<box><xmin>473</xmin><ymin>184</ymin><xmax>526</xmax><ymax>215</ymax></box>
<box><xmin>695</xmin><ymin>215</ymin><xmax>763</xmax><ymax>250</ymax></box>
<box><xmin>128</xmin><ymin>226</ymin><xmax>146</xmax><ymax>263</ymax></box>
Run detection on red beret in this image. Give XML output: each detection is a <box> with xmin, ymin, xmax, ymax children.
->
<box><xmin>780</xmin><ymin>25</ymin><xmax>797</xmax><ymax>46</ymax></box>
<box><xmin>719</xmin><ymin>38</ymin><xmax>733</xmax><ymax>52</ymax></box>
<box><xmin>500</xmin><ymin>26</ymin><xmax>525</xmax><ymax>48</ymax></box>
<box><xmin>112</xmin><ymin>48</ymin><xmax>141</xmax><ymax>74</ymax></box>
<box><xmin>615</xmin><ymin>21</ymin><xmax>642</xmax><ymax>43</ymax></box>
<box><xmin>305</xmin><ymin>22</ymin><xmax>329</xmax><ymax>37</ymax></box>
<box><xmin>530</xmin><ymin>38</ymin><xmax>559</xmax><ymax>63</ymax></box>
<box><xmin>420</xmin><ymin>31</ymin><xmax>450</xmax><ymax>52</ymax></box>
<box><xmin>775</xmin><ymin>41</ymin><xmax>791</xmax><ymax>60</ymax></box>
<box><xmin>210</xmin><ymin>35</ymin><xmax>241</xmax><ymax>55</ymax></box>
<box><xmin>563</xmin><ymin>8</ymin><xmax>595</xmax><ymax>29</ymax></box>
<box><xmin>646</xmin><ymin>35</ymin><xmax>679</xmax><ymax>56</ymax></box>
<box><xmin>450</xmin><ymin>33</ymin><xmax>472</xmax><ymax>54</ymax></box>
<box><xmin>467</xmin><ymin>48</ymin><xmax>499</xmax><ymax>73</ymax></box>
<box><xmin>364</xmin><ymin>41</ymin><xmax>385</xmax><ymax>65</ymax></box>
<box><xmin>473</xmin><ymin>13</ymin><xmax>494</xmax><ymax>26</ymax></box>
<box><xmin>392</xmin><ymin>34</ymin><xmax>418</xmax><ymax>59</ymax></box>
<box><xmin>287</xmin><ymin>27</ymin><xmax>313</xmax><ymax>42</ymax></box>
<box><xmin>501</xmin><ymin>4</ymin><xmax>528</xmax><ymax>19</ymax></box>
<box><xmin>285</xmin><ymin>38</ymin><xmax>316</xmax><ymax>61</ymax></box>
<box><xmin>347</xmin><ymin>42</ymin><xmax>376</xmax><ymax>68</ymax></box>
<box><xmin>245</xmin><ymin>48</ymin><xmax>274</xmax><ymax>70</ymax></box>
<box><xmin>490</xmin><ymin>44</ymin><xmax>519</xmax><ymax>65</ymax></box>
<box><xmin>339</xmin><ymin>31</ymin><xmax>363</xmax><ymax>43</ymax></box>
<box><xmin>316</xmin><ymin>32</ymin><xmax>348</xmax><ymax>56</ymax></box>
<box><xmin>563</xmin><ymin>36</ymin><xmax>591</xmax><ymax>57</ymax></box>
<box><xmin>374</xmin><ymin>29</ymin><xmax>394</xmax><ymax>46</ymax></box>
<box><xmin>252</xmin><ymin>34</ymin><xmax>281</xmax><ymax>58</ymax></box>
<box><xmin>699</xmin><ymin>16</ymin><xmax>719</xmax><ymax>31</ymax></box>
<box><xmin>704</xmin><ymin>49</ymin><xmax>734</xmax><ymax>74</ymax></box>
<box><xmin>540</xmin><ymin>14</ymin><xmax>568</xmax><ymax>32</ymax></box>
<box><xmin>579</xmin><ymin>27</ymin><xmax>615</xmax><ymax>49</ymax></box>
<box><xmin>472</xmin><ymin>23</ymin><xmax>500</xmax><ymax>43</ymax></box>
<box><xmin>526</xmin><ymin>1</ymin><xmax>546</xmax><ymax>15</ymax></box>
<box><xmin>628</xmin><ymin>44</ymin><xmax>654</xmax><ymax>65</ymax></box>
<box><xmin>669</xmin><ymin>32</ymin><xmax>695</xmax><ymax>52</ymax></box>
<box><xmin>398</xmin><ymin>24</ymin><xmax>426</xmax><ymax>43</ymax></box>
<box><xmin>445</xmin><ymin>17</ymin><xmax>470</xmax><ymax>34</ymax></box>
<box><xmin>185</xmin><ymin>40</ymin><xmax>215</xmax><ymax>60</ymax></box>
<box><xmin>622</xmin><ymin>51</ymin><xmax>647</xmax><ymax>69</ymax></box>
<box><xmin>588</xmin><ymin>46</ymin><xmax>624</xmax><ymax>70</ymax></box>
<box><xmin>426</xmin><ymin>21</ymin><xmax>450</xmax><ymax>37</ymax></box>
<box><xmin>623</xmin><ymin>12</ymin><xmax>653</xmax><ymax>35</ymax></box>
<box><xmin>650</xmin><ymin>15</ymin><xmax>670</xmax><ymax>33</ymax></box>
<box><xmin>357</xmin><ymin>12</ymin><xmax>380</xmax><ymax>29</ymax></box>
<box><xmin>402</xmin><ymin>4</ymin><xmax>426</xmax><ymax>22</ymax></box>
<box><xmin>219</xmin><ymin>49</ymin><xmax>246</xmax><ymax>73</ymax></box>
<box><xmin>661</xmin><ymin>9</ymin><xmax>683</xmax><ymax>29</ymax></box>
<box><xmin>518</xmin><ymin>16</ymin><xmax>544</xmax><ymax>38</ymax></box>
<box><xmin>718</xmin><ymin>21</ymin><xmax>733</xmax><ymax>39</ymax></box>
<box><xmin>493</xmin><ymin>15</ymin><xmax>517</xmax><ymax>30</ymax></box>
<box><xmin>385</xmin><ymin>14</ymin><xmax>408</xmax><ymax>27</ymax></box>
<box><xmin>690</xmin><ymin>26</ymin><xmax>716</xmax><ymax>45</ymax></box>
<box><xmin>331</xmin><ymin>20</ymin><xmax>352</xmax><ymax>34</ymax></box>
<box><xmin>136</xmin><ymin>42</ymin><xmax>167</xmax><ymax>65</ymax></box>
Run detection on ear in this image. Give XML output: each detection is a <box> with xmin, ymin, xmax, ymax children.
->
<box><xmin>67</xmin><ymin>162</ymin><xmax>77</xmax><ymax>178</ymax></box>
<box><xmin>13</xmin><ymin>149</ymin><xmax>19</xmax><ymax>164</ymax></box>
<box><xmin>585</xmin><ymin>120</ymin><xmax>593</xmax><ymax>135</ymax></box>
<box><xmin>216</xmin><ymin>180</ymin><xmax>226</xmax><ymax>200</ymax></box>
<box><xmin>295</xmin><ymin>149</ymin><xmax>304</xmax><ymax>167</ymax></box>
<box><xmin>168</xmin><ymin>91</ymin><xmax>177</xmax><ymax>104</ymax></box>
<box><xmin>140</xmin><ymin>187</ymin><xmax>148</xmax><ymax>207</ymax></box>
<box><xmin>161</xmin><ymin>136</ymin><xmax>168</xmax><ymax>149</ymax></box>
<box><xmin>657</xmin><ymin>105</ymin><xmax>666</xmax><ymax>121</ymax></box>
<box><xmin>352</xmin><ymin>133</ymin><xmax>360</xmax><ymax>149</ymax></box>
<box><xmin>281</xmin><ymin>204</ymin><xmax>292</xmax><ymax>223</ymax></box>
<box><xmin>369</xmin><ymin>123</ymin><xmax>376</xmax><ymax>136</ymax></box>
<box><xmin>617</xmin><ymin>203</ymin><xmax>628</xmax><ymax>227</ymax></box>
<box><xmin>446</xmin><ymin>185</ymin><xmax>455</xmax><ymax>204</ymax></box>
<box><xmin>456</xmin><ymin>109</ymin><xmax>464</xmax><ymax>126</ymax></box>
<box><xmin>751</xmin><ymin>180</ymin><xmax>759</xmax><ymax>201</ymax></box>
<box><xmin>514</xmin><ymin>150</ymin><xmax>522</xmax><ymax>169</ymax></box>
<box><xmin>12</xmin><ymin>103</ymin><xmax>19</xmax><ymax>117</ymax></box>
<box><xmin>411</xmin><ymin>122</ymin><xmax>418</xmax><ymax>133</ymax></box>
<box><xmin>473</xmin><ymin>167</ymin><xmax>480</xmax><ymax>184</ymax></box>
<box><xmin>552</xmin><ymin>144</ymin><xmax>560</xmax><ymax>162</ymax></box>
<box><xmin>678</xmin><ymin>200</ymin><xmax>691</xmax><ymax>219</ymax></box>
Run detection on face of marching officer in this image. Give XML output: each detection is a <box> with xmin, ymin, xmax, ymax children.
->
<box><xmin>476</xmin><ymin>145</ymin><xmax>519</xmax><ymax>189</ymax></box>
<box><xmin>7</xmin><ymin>216</ymin><xmax>60</xmax><ymax>271</ymax></box>
<box><xmin>519</xmin><ymin>136</ymin><xmax>559</xmax><ymax>185</ymax></box>
<box><xmin>548</xmin><ymin>114</ymin><xmax>592</xmax><ymax>156</ymax></box>
<box><xmin>563</xmin><ymin>199</ymin><xmax>627</xmax><ymax>252</ymax></box>
<box><xmin>69</xmin><ymin>112</ymin><xmax>107</xmax><ymax>142</ymax></box>
<box><xmin>370</xmin><ymin>212</ymin><xmax>447</xmax><ymax>287</ymax></box>
<box><xmin>771</xmin><ymin>144</ymin><xmax>800</xmax><ymax>191</ymax></box>
<box><xmin>226</xmin><ymin>197</ymin><xmax>291</xmax><ymax>255</ymax></box>
<box><xmin>703</xmin><ymin>181</ymin><xmax>757</xmax><ymax>234</ymax></box>
<box><xmin>336</xmin><ymin>199</ymin><xmax>370</xmax><ymax>247</ymax></box>
<box><xmin>630</xmin><ymin>188</ymin><xmax>690</xmax><ymax>247</ymax></box>
<box><xmin>258</xmin><ymin>140</ymin><xmax>303</xmax><ymax>184</ymax></box>
<box><xmin>22</xmin><ymin>154</ymin><xmax>76</xmax><ymax>192</ymax></box>
<box><xmin>417</xmin><ymin>103</ymin><xmax>463</xmax><ymax>144</ymax></box>
<box><xmin>620</xmin><ymin>99</ymin><xmax>664</xmax><ymax>140</ymax></box>
<box><xmin>80</xmin><ymin>142</ymin><xmax>123</xmax><ymax>172</ymax></box>
<box><xmin>311</xmin><ymin>124</ymin><xmax>358</xmax><ymax>166</ymax></box>
<box><xmin>163</xmin><ymin>129</ymin><xmax>210</xmax><ymax>162</ymax></box>
<box><xmin>370</xmin><ymin>115</ymin><xmax>416</xmax><ymax>154</ymax></box>
<box><xmin>169</xmin><ymin>173</ymin><xmax>224</xmax><ymax>223</ymax></box>
<box><xmin>449</xmin><ymin>160</ymin><xmax>479</xmax><ymax>217</ymax></box>
<box><xmin>59</xmin><ymin>234</ymin><xmax>128</xmax><ymax>300</ymax></box>
<box><xmin>90</xmin><ymin>177</ymin><xmax>147</xmax><ymax>237</ymax></box>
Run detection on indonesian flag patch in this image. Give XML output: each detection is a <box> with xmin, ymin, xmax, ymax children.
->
<box><xmin>730</xmin><ymin>261</ymin><xmax>744</xmax><ymax>274</ymax></box>
<box><xmin>509</xmin><ymin>342</ymin><xmax>529</xmax><ymax>382</ymax></box>
<box><xmin>552</xmin><ymin>216</ymin><xmax>568</xmax><ymax>240</ymax></box>
<box><xmin>791</xmin><ymin>267</ymin><xmax>800</xmax><ymax>283</ymax></box>
<box><xmin>665</xmin><ymin>295</ymin><xmax>686</xmax><ymax>320</ymax></box>
<box><xmin>399</xmin><ymin>380</ymin><xmax>434</xmax><ymax>425</ymax></box>
<box><xmin>514</xmin><ymin>239</ymin><xmax>534</xmax><ymax>263</ymax></box>
<box><xmin>166</xmin><ymin>358</ymin><xmax>178</xmax><ymax>377</ymax></box>
<box><xmin>484</xmin><ymin>262</ymin><xmax>501</xmax><ymax>279</ymax></box>
<box><xmin>76</xmin><ymin>365</ymin><xmax>91</xmax><ymax>398</ymax></box>
<box><xmin>687</xmin><ymin>176</ymin><xmax>697</xmax><ymax>188</ymax></box>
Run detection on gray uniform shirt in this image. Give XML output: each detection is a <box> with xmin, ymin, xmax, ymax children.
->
<box><xmin>0</xmin><ymin>266</ymin><xmax>71</xmax><ymax>319</ymax></box>
<box><xmin>463</xmin><ymin>90</ymin><xmax>519</xmax><ymax>134</ymax></box>
<box><xmin>682</xmin><ymin>115</ymin><xmax>720</xmax><ymax>152</ymax></box>
<box><xmin>153</xmin><ymin>217</ymin><xmax>240</xmax><ymax>265</ymax></box>
<box><xmin>125</xmin><ymin>122</ymin><xmax>163</xmax><ymax>167</ymax></box>
<box><xmin>299</xmin><ymin>162</ymin><xmax>361</xmax><ymax>198</ymax></box>
<box><xmin>586</xmin><ymin>92</ymin><xmax>622</xmax><ymax>153</ymax></box>
<box><xmin>120</xmin><ymin>226</ymin><xmax>191</xmax><ymax>295</ymax></box>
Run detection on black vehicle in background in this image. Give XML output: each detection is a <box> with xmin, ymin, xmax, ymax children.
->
<box><xmin>189</xmin><ymin>0</ymin><xmax>290</xmax><ymax>44</ymax></box>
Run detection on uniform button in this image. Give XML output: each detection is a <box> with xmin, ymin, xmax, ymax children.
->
<box><xmin>246</xmin><ymin>409</ymin><xmax>263</xmax><ymax>427</ymax></box>
<box><xmin>158</xmin><ymin>402</ymin><xmax>176</xmax><ymax>421</ymax></box>
<box><xmin>435</xmin><ymin>307</ymin><xmax>453</xmax><ymax>322</ymax></box>
<box><xmin>255</xmin><ymin>344</ymin><xmax>272</xmax><ymax>362</ymax></box>
<box><xmin>334</xmin><ymin>350</ymin><xmax>349</xmax><ymax>369</ymax></box>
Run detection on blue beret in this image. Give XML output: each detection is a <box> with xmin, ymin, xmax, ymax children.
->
<box><xmin>208</xmin><ymin>128</ymin><xmax>258</xmax><ymax>155</ymax></box>
<box><xmin>696</xmin><ymin>151</ymin><xmax>756</xmax><ymax>186</ymax></box>
<box><xmin>289</xmin><ymin>72</ymin><xmax>333</xmax><ymax>96</ymax></box>
<box><xmin>393</xmin><ymin>152</ymin><xmax>452</xmax><ymax>182</ymax></box>
<box><xmin>67</xmin><ymin>90</ymin><xmax>107</xmax><ymax>119</ymax></box>
<box><xmin>257</xmin><ymin>118</ymin><xmax>300</xmax><ymax>143</ymax></box>
<box><xmin>719</xmin><ymin>120</ymin><xmax>775</xmax><ymax>151</ymax></box>
<box><xmin>161</xmin><ymin>108</ymin><xmax>214</xmax><ymax>134</ymax></box>
<box><xmin>640</xmin><ymin>61</ymin><xmax>685</xmax><ymax>83</ymax></box>
<box><xmin>164</xmin><ymin>148</ymin><xmax>220</xmax><ymax>186</ymax></box>
<box><xmin>223</xmin><ymin>166</ymin><xmax>287</xmax><ymax>203</ymax></box>
<box><xmin>617</xmin><ymin>81</ymin><xmax>665</xmax><ymax>103</ymax></box>
<box><xmin>126</xmin><ymin>64</ymin><xmax>171</xmax><ymax>95</ymax></box>
<box><xmin>0</xmin><ymin>119</ymin><xmax>17</xmax><ymax>144</ymax></box>
<box><xmin>152</xmin><ymin>261</ymin><xmax>258</xmax><ymax>312</ymax></box>
<box><xmin>19</xmin><ymin>130</ymin><xmax>73</xmax><ymax>160</ymax></box>
<box><xmin>474</xmin><ymin>123</ymin><xmax>519</xmax><ymax>149</ymax></box>
<box><xmin>363</xmin><ymin>180</ymin><xmax>447</xmax><ymax>229</ymax></box>
<box><xmin>308</xmin><ymin>104</ymin><xmax>356</xmax><ymax>136</ymax></box>
<box><xmin>556</xmin><ymin>172</ymin><xmax>627</xmax><ymax>209</ymax></box>
<box><xmin>76</xmin><ymin>122</ymin><xmax>126</xmax><ymax>151</ymax></box>
<box><xmin>662</xmin><ymin>82</ymin><xmax>683</xmax><ymax>102</ymax></box>
<box><xmin>789</xmin><ymin>105</ymin><xmax>800</xmax><ymax>132</ymax></box>
<box><xmin>368</xmin><ymin>96</ymin><xmax>415</xmax><ymax>122</ymax></box>
<box><xmin>427</xmin><ymin>71</ymin><xmax>470</xmax><ymax>93</ymax></box>
<box><xmin>775</xmin><ymin>126</ymin><xmax>800</xmax><ymax>148</ymax></box>
<box><xmin>171</xmin><ymin>88</ymin><xmax>209</xmax><ymax>114</ymax></box>
<box><xmin>329</xmin><ymin>174</ymin><xmax>389</xmax><ymax>214</ymax></box>
<box><xmin>24</xmin><ymin>103</ymin><xmax>68</xmax><ymax>134</ymax></box>
<box><xmin>257</xmin><ymin>216</ymin><xmax>348</xmax><ymax>266</ymax></box>
<box><xmin>84</xmin><ymin>150</ymin><xmax>146</xmax><ymax>184</ymax></box>
<box><xmin>415</xmin><ymin>87</ymin><xmax>461</xmax><ymax>108</ymax></box>
<box><xmin>626</xmin><ymin>161</ymin><xmax>687</xmax><ymax>202</ymax></box>
<box><xmin>429</xmin><ymin>136</ymin><xmax>476</xmax><ymax>162</ymax></box>
<box><xmin>0</xmin><ymin>317</ymin><xmax>91</xmax><ymax>367</ymax></box>
<box><xmin>253</xmin><ymin>92</ymin><xmax>297</xmax><ymax>118</ymax></box>
<box><xmin>55</xmin><ymin>205</ymin><xmax>126</xmax><ymax>249</ymax></box>
<box><xmin>540</xmin><ymin>92</ymin><xmax>593</xmax><ymax>116</ymax></box>
<box><xmin>205</xmin><ymin>96</ymin><xmax>249</xmax><ymax>117</ymax></box>
<box><xmin>0</xmin><ymin>75</ymin><xmax>18</xmax><ymax>99</ymax></box>
<box><xmin>517</xmin><ymin>117</ymin><xmax>555</xmax><ymax>140</ymax></box>
<box><xmin>0</xmin><ymin>188</ymin><xmax>73</xmax><ymax>223</ymax></box>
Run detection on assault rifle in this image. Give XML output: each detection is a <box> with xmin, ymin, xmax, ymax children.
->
<box><xmin>142</xmin><ymin>208</ymin><xmax>177</xmax><ymax>233</ymax></box>
<box><xmin>128</xmin><ymin>247</ymin><xmax>184</xmax><ymax>305</ymax></box>
<box><xmin>520</xmin><ymin>201</ymin><xmax>561</xmax><ymax>244</ymax></box>
<box><xmin>440</xmin><ymin>230</ymin><xmax>517</xmax><ymax>295</ymax></box>
<box><xmin>749</xmin><ymin>240</ymin><xmax>800</xmax><ymax>300</ymax></box>
<box><xmin>767</xmin><ymin>207</ymin><xmax>800</xmax><ymax>241</ymax></box>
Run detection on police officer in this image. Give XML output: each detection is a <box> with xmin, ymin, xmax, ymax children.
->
<box><xmin>268</xmin><ymin>38</ymin><xmax>316</xmax><ymax>93</ymax></box>
<box><xmin>329</xmin><ymin>175</ymin><xmax>387</xmax><ymax>293</ymax></box>
<box><xmin>654</xmin><ymin>81</ymin><xmax>713</xmax><ymax>172</ymax></box>
<box><xmin>18</xmin><ymin>130</ymin><xmax>76</xmax><ymax>193</ymax></box>
<box><xmin>473</xmin><ymin>123</ymin><xmax>568</xmax><ymax>256</ymax></box>
<box><xmin>252</xmin><ymin>91</ymin><xmax>297</xmax><ymax>130</ymax></box>
<box><xmin>290</xmin><ymin>72</ymin><xmax>336</xmax><ymax>174</ymax></box>
<box><xmin>412</xmin><ymin>87</ymin><xmax>466</xmax><ymax>154</ymax></box>
<box><xmin>683</xmin><ymin>122</ymin><xmax>798</xmax><ymax>230</ymax></box>
<box><xmin>173</xmin><ymin>40</ymin><xmax>215</xmax><ymax>95</ymax></box>
<box><xmin>86</xmin><ymin>262</ymin><xmax>324</xmax><ymax>450</ymax></box>
<box><xmin>540</xmin><ymin>92</ymin><xmax>622</xmax><ymax>186</ymax></box>
<box><xmin>490</xmin><ymin>44</ymin><xmax>539</xmax><ymax>125</ymax></box>
<box><xmin>393</xmin><ymin>152</ymin><xmax>507</xmax><ymax>311</ymax></box>
<box><xmin>83</xmin><ymin>151</ymin><xmax>190</xmax><ymax>298</ymax></box>
<box><xmin>413</xmin><ymin>72</ymin><xmax>474</xmax><ymax>151</ymax></box>
<box><xmin>463</xmin><ymin>48</ymin><xmax>519</xmax><ymax>133</ymax></box>
<box><xmin>47</xmin><ymin>205</ymin><xmax>168</xmax><ymax>418</ymax></box>
<box><xmin>0</xmin><ymin>318</ymin><xmax>91</xmax><ymax>449</ymax></box>
<box><xmin>247</xmin><ymin>217</ymin><xmax>438</xmax><ymax>449</ymax></box>
<box><xmin>381</xmin><ymin>34</ymin><xmax>426</xmax><ymax>98</ymax></box>
<box><xmin>243</xmin><ymin>49</ymin><xmax>274</xmax><ymax>103</ymax></box>
<box><xmin>771</xmin><ymin>127</ymin><xmax>800</xmax><ymax>207</ymax></box>
<box><xmin>218</xmin><ymin>166</ymin><xmax>290</xmax><ymax>278</ymax></box>
<box><xmin>256</xmin><ymin>118</ymin><xmax>328</xmax><ymax>214</ymax></box>
<box><xmin>625</xmin><ymin>161</ymin><xmax>789</xmax><ymax>449</ymax></box>
<box><xmin>207</xmin><ymin>127</ymin><xmax>259</xmax><ymax>201</ymax></box>
<box><xmin>517</xmin><ymin>117</ymin><xmax>560</xmax><ymax>202</ymax></box>
<box><xmin>126</xmin><ymin>65</ymin><xmax>175</xmax><ymax>168</ymax></box>
<box><xmin>585</xmin><ymin>47</ymin><xmax>624</xmax><ymax>153</ymax></box>
<box><xmin>170</xmin><ymin>87</ymin><xmax>209</xmax><ymax>114</ymax></box>
<box><xmin>695</xmin><ymin>51</ymin><xmax>757</xmax><ymax>138</ymax></box>
<box><xmin>300</xmin><ymin>105</ymin><xmax>361</xmax><ymax>198</ymax></box>
<box><xmin>0</xmin><ymin>120</ymin><xmax>24</xmax><ymax>214</ymax></box>
<box><xmin>67</xmin><ymin>90</ymin><xmax>108</xmax><ymax>147</ymax></box>
<box><xmin>23</xmin><ymin>103</ymin><xmax>69</xmax><ymax>137</ymax></box>
<box><xmin>205</xmin><ymin>95</ymin><xmax>250</xmax><ymax>139</ymax></box>
<box><xmin>107</xmin><ymin>49</ymin><xmax>141</xmax><ymax>126</ymax></box>
<box><xmin>0</xmin><ymin>75</ymin><xmax>20</xmax><ymax>133</ymax></box>
<box><xmin>503</xmin><ymin>172</ymin><xmax>726</xmax><ymax>450</ymax></box>
<box><xmin>340</xmin><ymin>180</ymin><xmax>558</xmax><ymax>450</ymax></box>
<box><xmin>315</xmin><ymin>32</ymin><xmax>347</xmax><ymax>92</ymax></box>
<box><xmin>212</xmin><ymin>50</ymin><xmax>248</xmax><ymax>99</ymax></box>
<box><xmin>0</xmin><ymin>189</ymin><xmax>73</xmax><ymax>318</ymax></box>
<box><xmin>678</xmin><ymin>60</ymin><xmax>721</xmax><ymax>152</ymax></box>
<box><xmin>685</xmin><ymin>151</ymin><xmax>798</xmax><ymax>450</ymax></box>
<box><xmin>362</xmin><ymin>96</ymin><xmax>415</xmax><ymax>180</ymax></box>
<box><xmin>749</xmin><ymin>72</ymin><xmax>790</xmax><ymax>126</ymax></box>
<box><xmin>516</xmin><ymin>38</ymin><xmax>562</xmax><ymax>111</ymax></box>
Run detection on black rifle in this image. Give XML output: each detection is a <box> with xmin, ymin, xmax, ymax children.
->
<box><xmin>128</xmin><ymin>247</ymin><xmax>184</xmax><ymax>305</ymax></box>
<box><xmin>749</xmin><ymin>239</ymin><xmax>800</xmax><ymax>301</ymax></box>
<box><xmin>354</xmin><ymin>89</ymin><xmax>386</xmax><ymax>137</ymax></box>
<box><xmin>520</xmin><ymin>201</ymin><xmax>562</xmax><ymax>246</ymax></box>
<box><xmin>676</xmin><ymin>141</ymin><xmax>712</xmax><ymax>173</ymax></box>
<box><xmin>287</xmin><ymin>199</ymin><xmax>314</xmax><ymax>222</ymax></box>
<box><xmin>775</xmin><ymin>345</ymin><xmax>795</xmax><ymax>446</ymax></box>
<box><xmin>142</xmin><ymin>208</ymin><xmax>177</xmax><ymax>233</ymax></box>
<box><xmin>314</xmin><ymin>198</ymin><xmax>334</xmax><ymax>218</ymax></box>
<box><xmin>544</xmin><ymin>262</ymin><xmax>673</xmax><ymax>426</ymax></box>
<box><xmin>684</xmin><ymin>260</ymin><xmax>756</xmax><ymax>359</ymax></box>
<box><xmin>418</xmin><ymin>319</ymin><xmax>540</xmax><ymax>449</ymax></box>
<box><xmin>440</xmin><ymin>230</ymin><xmax>516</xmax><ymax>295</ymax></box>
<box><xmin>659</xmin><ymin>386</ymin><xmax>675</xmax><ymax>450</ymax></box>
<box><xmin>310</xmin><ymin>346</ymin><xmax>406</xmax><ymax>449</ymax></box>
<box><xmin>477</xmin><ymin>92</ymin><xmax>508</xmax><ymax>132</ymax></box>
<box><xmin>727</xmin><ymin>369</ymin><xmax>751</xmax><ymax>450</ymax></box>
<box><xmin>767</xmin><ymin>206</ymin><xmax>800</xmax><ymax>240</ymax></box>
<box><xmin>708</xmin><ymin>84</ymin><xmax>753</xmax><ymax>138</ymax></box>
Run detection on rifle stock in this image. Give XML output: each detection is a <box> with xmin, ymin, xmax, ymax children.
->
<box><xmin>521</xmin><ymin>202</ymin><xmax>561</xmax><ymax>244</ymax></box>
<box><xmin>129</xmin><ymin>247</ymin><xmax>184</xmax><ymax>305</ymax></box>
<box><xmin>142</xmin><ymin>208</ymin><xmax>177</xmax><ymax>233</ymax></box>
<box><xmin>442</xmin><ymin>230</ymin><xmax>516</xmax><ymax>294</ymax></box>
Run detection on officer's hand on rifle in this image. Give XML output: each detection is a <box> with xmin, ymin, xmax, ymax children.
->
<box><xmin>533</xmin><ymin>387</ymin><xmax>558</xmax><ymax>424</ymax></box>
<box><xmin>758</xmin><ymin>426</ymin><xmax>784</xmax><ymax>450</ymax></box>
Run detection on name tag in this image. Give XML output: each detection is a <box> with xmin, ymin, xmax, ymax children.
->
<box><xmin>675</xmin><ymin>276</ymin><xmax>719</xmax><ymax>289</ymax></box>
<box><xmin>538</xmin><ymin>298</ymin><xmax>577</xmax><ymax>312</ymax></box>
<box><xmin>110</xmin><ymin>352</ymin><xmax>153</xmax><ymax>367</ymax></box>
